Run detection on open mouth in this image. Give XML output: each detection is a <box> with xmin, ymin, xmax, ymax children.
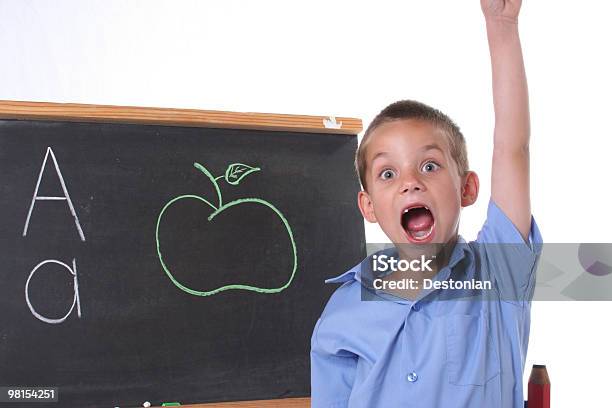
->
<box><xmin>401</xmin><ymin>205</ymin><xmax>435</xmax><ymax>242</ymax></box>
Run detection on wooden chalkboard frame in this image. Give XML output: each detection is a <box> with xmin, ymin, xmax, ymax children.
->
<box><xmin>0</xmin><ymin>100</ymin><xmax>362</xmax><ymax>135</ymax></box>
<box><xmin>0</xmin><ymin>99</ymin><xmax>363</xmax><ymax>408</ymax></box>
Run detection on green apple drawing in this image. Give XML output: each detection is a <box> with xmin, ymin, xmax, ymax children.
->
<box><xmin>155</xmin><ymin>161</ymin><xmax>297</xmax><ymax>296</ymax></box>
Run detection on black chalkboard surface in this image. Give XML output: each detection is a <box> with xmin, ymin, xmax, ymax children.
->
<box><xmin>0</xmin><ymin>103</ymin><xmax>365</xmax><ymax>408</ymax></box>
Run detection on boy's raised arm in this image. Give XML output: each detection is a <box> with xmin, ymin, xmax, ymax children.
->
<box><xmin>482</xmin><ymin>0</ymin><xmax>532</xmax><ymax>242</ymax></box>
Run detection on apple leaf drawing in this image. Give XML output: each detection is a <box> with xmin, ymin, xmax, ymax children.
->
<box><xmin>224</xmin><ymin>163</ymin><xmax>260</xmax><ymax>186</ymax></box>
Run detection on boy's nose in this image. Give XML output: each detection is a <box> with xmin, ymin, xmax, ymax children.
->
<box><xmin>400</xmin><ymin>174</ymin><xmax>425</xmax><ymax>194</ymax></box>
<box><xmin>401</xmin><ymin>184</ymin><xmax>422</xmax><ymax>194</ymax></box>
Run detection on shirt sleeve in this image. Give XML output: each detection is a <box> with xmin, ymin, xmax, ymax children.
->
<box><xmin>475</xmin><ymin>198</ymin><xmax>543</xmax><ymax>303</ymax></box>
<box><xmin>310</xmin><ymin>317</ymin><xmax>357</xmax><ymax>408</ymax></box>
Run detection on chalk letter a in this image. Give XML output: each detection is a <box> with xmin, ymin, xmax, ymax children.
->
<box><xmin>25</xmin><ymin>258</ymin><xmax>82</xmax><ymax>324</ymax></box>
<box><xmin>23</xmin><ymin>147</ymin><xmax>85</xmax><ymax>241</ymax></box>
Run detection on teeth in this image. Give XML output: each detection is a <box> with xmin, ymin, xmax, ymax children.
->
<box><xmin>403</xmin><ymin>205</ymin><xmax>429</xmax><ymax>213</ymax></box>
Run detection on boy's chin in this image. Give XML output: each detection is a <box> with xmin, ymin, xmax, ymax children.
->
<box><xmin>397</xmin><ymin>240</ymin><xmax>441</xmax><ymax>253</ymax></box>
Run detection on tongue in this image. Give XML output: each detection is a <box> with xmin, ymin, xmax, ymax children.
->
<box><xmin>407</xmin><ymin>208</ymin><xmax>434</xmax><ymax>231</ymax></box>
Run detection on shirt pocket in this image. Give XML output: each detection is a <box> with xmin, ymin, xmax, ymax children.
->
<box><xmin>445</xmin><ymin>313</ymin><xmax>500</xmax><ymax>386</ymax></box>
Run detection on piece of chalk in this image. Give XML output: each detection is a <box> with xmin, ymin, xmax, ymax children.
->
<box><xmin>143</xmin><ymin>402</ymin><xmax>151</xmax><ymax>408</ymax></box>
<box><xmin>323</xmin><ymin>116</ymin><xmax>343</xmax><ymax>129</ymax></box>
<box><xmin>162</xmin><ymin>403</ymin><xmax>181</xmax><ymax>407</ymax></box>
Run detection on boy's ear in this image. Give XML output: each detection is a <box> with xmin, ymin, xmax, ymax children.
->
<box><xmin>461</xmin><ymin>171</ymin><xmax>479</xmax><ymax>207</ymax></box>
<box><xmin>357</xmin><ymin>190</ymin><xmax>378</xmax><ymax>223</ymax></box>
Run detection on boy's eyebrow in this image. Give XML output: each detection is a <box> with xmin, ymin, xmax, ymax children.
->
<box><xmin>370</xmin><ymin>151</ymin><xmax>390</xmax><ymax>163</ymax></box>
<box><xmin>371</xmin><ymin>144</ymin><xmax>443</xmax><ymax>161</ymax></box>
<box><xmin>420</xmin><ymin>143</ymin><xmax>444</xmax><ymax>153</ymax></box>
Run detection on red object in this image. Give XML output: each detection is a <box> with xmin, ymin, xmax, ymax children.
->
<box><xmin>528</xmin><ymin>364</ymin><xmax>551</xmax><ymax>408</ymax></box>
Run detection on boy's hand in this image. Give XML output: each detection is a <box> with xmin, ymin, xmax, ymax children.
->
<box><xmin>481</xmin><ymin>0</ymin><xmax>521</xmax><ymax>23</ymax></box>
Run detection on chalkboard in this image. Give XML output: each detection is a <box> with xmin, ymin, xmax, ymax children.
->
<box><xmin>0</xmin><ymin>102</ymin><xmax>365</xmax><ymax>407</ymax></box>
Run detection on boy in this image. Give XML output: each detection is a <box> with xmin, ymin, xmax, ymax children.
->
<box><xmin>310</xmin><ymin>1</ymin><xmax>543</xmax><ymax>407</ymax></box>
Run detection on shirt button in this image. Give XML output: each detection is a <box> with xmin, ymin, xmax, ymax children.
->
<box><xmin>412</xmin><ymin>303</ymin><xmax>420</xmax><ymax>311</ymax></box>
<box><xmin>406</xmin><ymin>372</ymin><xmax>418</xmax><ymax>382</ymax></box>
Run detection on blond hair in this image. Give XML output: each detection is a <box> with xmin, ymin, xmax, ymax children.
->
<box><xmin>356</xmin><ymin>99</ymin><xmax>469</xmax><ymax>191</ymax></box>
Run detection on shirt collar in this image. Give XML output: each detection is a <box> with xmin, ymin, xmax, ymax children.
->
<box><xmin>325</xmin><ymin>235</ymin><xmax>471</xmax><ymax>286</ymax></box>
<box><xmin>324</xmin><ymin>261</ymin><xmax>361</xmax><ymax>284</ymax></box>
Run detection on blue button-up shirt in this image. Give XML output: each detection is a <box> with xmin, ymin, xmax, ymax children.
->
<box><xmin>311</xmin><ymin>199</ymin><xmax>543</xmax><ymax>408</ymax></box>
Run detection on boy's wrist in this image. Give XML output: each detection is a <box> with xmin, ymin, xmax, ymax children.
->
<box><xmin>485</xmin><ymin>15</ymin><xmax>519</xmax><ymax>29</ymax></box>
<box><xmin>485</xmin><ymin>16</ymin><xmax>520</xmax><ymax>40</ymax></box>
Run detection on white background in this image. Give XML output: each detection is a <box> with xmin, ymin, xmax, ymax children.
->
<box><xmin>1</xmin><ymin>0</ymin><xmax>610</xmax><ymax>406</ymax></box>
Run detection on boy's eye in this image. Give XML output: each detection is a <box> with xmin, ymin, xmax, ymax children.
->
<box><xmin>421</xmin><ymin>161</ymin><xmax>440</xmax><ymax>173</ymax></box>
<box><xmin>379</xmin><ymin>169</ymin><xmax>396</xmax><ymax>180</ymax></box>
